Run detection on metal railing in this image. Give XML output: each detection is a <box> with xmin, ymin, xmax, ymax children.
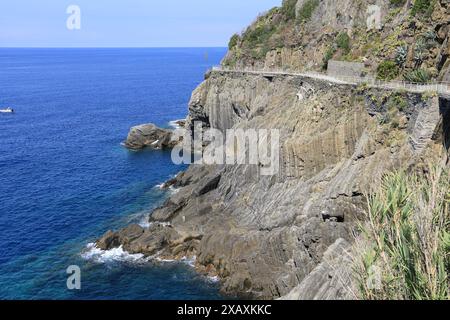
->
<box><xmin>210</xmin><ymin>66</ymin><xmax>450</xmax><ymax>96</ymax></box>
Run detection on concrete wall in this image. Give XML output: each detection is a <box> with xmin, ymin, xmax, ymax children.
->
<box><xmin>327</xmin><ymin>60</ymin><xmax>365</xmax><ymax>78</ymax></box>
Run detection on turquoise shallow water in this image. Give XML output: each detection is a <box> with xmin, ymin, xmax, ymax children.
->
<box><xmin>0</xmin><ymin>48</ymin><xmax>226</xmax><ymax>299</ymax></box>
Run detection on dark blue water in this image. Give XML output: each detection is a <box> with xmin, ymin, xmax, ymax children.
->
<box><xmin>0</xmin><ymin>48</ymin><xmax>226</xmax><ymax>299</ymax></box>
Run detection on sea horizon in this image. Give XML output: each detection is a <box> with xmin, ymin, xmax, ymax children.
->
<box><xmin>0</xmin><ymin>47</ymin><xmax>227</xmax><ymax>49</ymax></box>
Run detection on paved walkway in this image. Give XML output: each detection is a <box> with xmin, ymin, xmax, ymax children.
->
<box><xmin>211</xmin><ymin>66</ymin><xmax>450</xmax><ymax>98</ymax></box>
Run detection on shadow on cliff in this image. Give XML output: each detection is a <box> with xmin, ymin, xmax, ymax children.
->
<box><xmin>439</xmin><ymin>98</ymin><xmax>450</xmax><ymax>162</ymax></box>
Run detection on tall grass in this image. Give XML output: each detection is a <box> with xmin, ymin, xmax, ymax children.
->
<box><xmin>354</xmin><ymin>165</ymin><xmax>449</xmax><ymax>300</ymax></box>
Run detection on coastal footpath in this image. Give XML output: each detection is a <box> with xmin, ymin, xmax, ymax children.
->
<box><xmin>97</xmin><ymin>0</ymin><xmax>450</xmax><ymax>299</ymax></box>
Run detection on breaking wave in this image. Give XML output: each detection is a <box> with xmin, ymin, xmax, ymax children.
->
<box><xmin>81</xmin><ymin>243</ymin><xmax>146</xmax><ymax>264</ymax></box>
<box><xmin>168</xmin><ymin>119</ymin><xmax>185</xmax><ymax>129</ymax></box>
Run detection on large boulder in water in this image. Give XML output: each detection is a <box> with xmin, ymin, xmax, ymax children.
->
<box><xmin>124</xmin><ymin>123</ymin><xmax>178</xmax><ymax>150</ymax></box>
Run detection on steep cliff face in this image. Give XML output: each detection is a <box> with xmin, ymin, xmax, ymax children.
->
<box><xmin>98</xmin><ymin>69</ymin><xmax>448</xmax><ymax>299</ymax></box>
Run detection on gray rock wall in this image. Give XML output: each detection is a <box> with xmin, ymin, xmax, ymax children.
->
<box><xmin>99</xmin><ymin>72</ymin><xmax>446</xmax><ymax>299</ymax></box>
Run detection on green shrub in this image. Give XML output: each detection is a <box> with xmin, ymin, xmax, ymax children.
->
<box><xmin>354</xmin><ymin>166</ymin><xmax>449</xmax><ymax>300</ymax></box>
<box><xmin>281</xmin><ymin>0</ymin><xmax>298</xmax><ymax>20</ymax></box>
<box><xmin>322</xmin><ymin>46</ymin><xmax>337</xmax><ymax>70</ymax></box>
<box><xmin>250</xmin><ymin>44</ymin><xmax>271</xmax><ymax>60</ymax></box>
<box><xmin>242</xmin><ymin>23</ymin><xmax>275</xmax><ymax>47</ymax></box>
<box><xmin>223</xmin><ymin>57</ymin><xmax>236</xmax><ymax>68</ymax></box>
<box><xmin>390</xmin><ymin>93</ymin><xmax>408</xmax><ymax>112</ymax></box>
<box><xmin>228</xmin><ymin>34</ymin><xmax>240</xmax><ymax>50</ymax></box>
<box><xmin>336</xmin><ymin>32</ymin><xmax>351</xmax><ymax>54</ymax></box>
<box><xmin>297</xmin><ymin>0</ymin><xmax>320</xmax><ymax>23</ymax></box>
<box><xmin>377</xmin><ymin>60</ymin><xmax>400</xmax><ymax>80</ymax></box>
<box><xmin>411</xmin><ymin>0</ymin><xmax>435</xmax><ymax>16</ymax></box>
<box><xmin>390</xmin><ymin>0</ymin><xmax>407</xmax><ymax>6</ymax></box>
<box><xmin>403</xmin><ymin>69</ymin><xmax>431</xmax><ymax>83</ymax></box>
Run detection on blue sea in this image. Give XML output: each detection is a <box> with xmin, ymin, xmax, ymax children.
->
<box><xmin>0</xmin><ymin>48</ymin><xmax>226</xmax><ymax>299</ymax></box>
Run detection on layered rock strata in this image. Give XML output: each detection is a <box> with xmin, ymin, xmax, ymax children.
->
<box><xmin>99</xmin><ymin>71</ymin><xmax>449</xmax><ymax>299</ymax></box>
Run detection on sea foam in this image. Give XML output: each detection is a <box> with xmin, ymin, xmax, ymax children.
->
<box><xmin>168</xmin><ymin>119</ymin><xmax>185</xmax><ymax>129</ymax></box>
<box><xmin>154</xmin><ymin>181</ymin><xmax>180</xmax><ymax>195</ymax></box>
<box><xmin>81</xmin><ymin>243</ymin><xmax>145</xmax><ymax>264</ymax></box>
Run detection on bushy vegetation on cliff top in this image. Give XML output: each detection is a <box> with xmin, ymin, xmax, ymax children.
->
<box><xmin>226</xmin><ymin>0</ymin><xmax>318</xmax><ymax>64</ymax></box>
<box><xmin>224</xmin><ymin>0</ymin><xmax>446</xmax><ymax>82</ymax></box>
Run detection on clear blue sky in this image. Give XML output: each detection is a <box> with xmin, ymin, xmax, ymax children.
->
<box><xmin>0</xmin><ymin>0</ymin><xmax>281</xmax><ymax>47</ymax></box>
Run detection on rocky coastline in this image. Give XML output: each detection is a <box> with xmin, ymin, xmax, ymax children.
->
<box><xmin>96</xmin><ymin>0</ymin><xmax>450</xmax><ymax>300</ymax></box>
<box><xmin>98</xmin><ymin>70</ymin><xmax>449</xmax><ymax>299</ymax></box>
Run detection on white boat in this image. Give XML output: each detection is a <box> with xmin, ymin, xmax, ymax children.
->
<box><xmin>0</xmin><ymin>107</ymin><xmax>14</xmax><ymax>113</ymax></box>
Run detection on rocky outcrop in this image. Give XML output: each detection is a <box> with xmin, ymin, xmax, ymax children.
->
<box><xmin>124</xmin><ymin>123</ymin><xmax>178</xmax><ymax>150</ymax></box>
<box><xmin>97</xmin><ymin>224</ymin><xmax>145</xmax><ymax>250</ymax></box>
<box><xmin>98</xmin><ymin>69</ymin><xmax>448</xmax><ymax>299</ymax></box>
<box><xmin>97</xmin><ymin>223</ymin><xmax>184</xmax><ymax>257</ymax></box>
<box><xmin>410</xmin><ymin>96</ymin><xmax>442</xmax><ymax>153</ymax></box>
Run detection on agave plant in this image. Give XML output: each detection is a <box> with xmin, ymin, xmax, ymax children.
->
<box><xmin>414</xmin><ymin>38</ymin><xmax>426</xmax><ymax>67</ymax></box>
<box><xmin>395</xmin><ymin>44</ymin><xmax>408</xmax><ymax>67</ymax></box>
<box><xmin>422</xmin><ymin>31</ymin><xmax>438</xmax><ymax>50</ymax></box>
<box><xmin>424</xmin><ymin>30</ymin><xmax>437</xmax><ymax>41</ymax></box>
